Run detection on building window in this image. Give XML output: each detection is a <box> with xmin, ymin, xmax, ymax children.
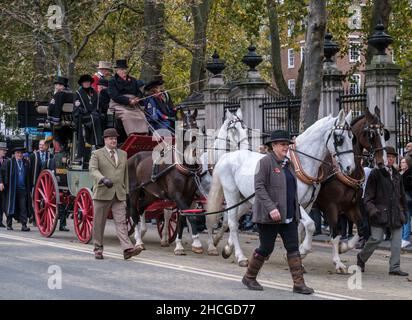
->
<box><xmin>349</xmin><ymin>74</ymin><xmax>361</xmax><ymax>94</ymax></box>
<box><xmin>300</xmin><ymin>47</ymin><xmax>305</xmax><ymax>62</ymax></box>
<box><xmin>288</xmin><ymin>79</ymin><xmax>296</xmax><ymax>95</ymax></box>
<box><xmin>349</xmin><ymin>42</ymin><xmax>361</xmax><ymax>63</ymax></box>
<box><xmin>288</xmin><ymin>49</ymin><xmax>295</xmax><ymax>68</ymax></box>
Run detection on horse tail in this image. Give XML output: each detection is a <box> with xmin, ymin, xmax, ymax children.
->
<box><xmin>206</xmin><ymin>171</ymin><xmax>224</xmax><ymax>226</ymax></box>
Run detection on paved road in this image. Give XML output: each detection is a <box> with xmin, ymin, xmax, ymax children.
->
<box><xmin>0</xmin><ymin>219</ymin><xmax>411</xmax><ymax>300</ymax></box>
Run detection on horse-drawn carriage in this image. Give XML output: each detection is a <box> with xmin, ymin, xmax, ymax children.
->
<box><xmin>32</xmin><ymin>102</ymin><xmax>184</xmax><ymax>245</ymax></box>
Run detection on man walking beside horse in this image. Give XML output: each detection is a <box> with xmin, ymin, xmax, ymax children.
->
<box><xmin>89</xmin><ymin>128</ymin><xmax>142</xmax><ymax>260</ymax></box>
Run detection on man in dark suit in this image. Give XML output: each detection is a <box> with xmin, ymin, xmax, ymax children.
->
<box><xmin>29</xmin><ymin>139</ymin><xmax>56</xmax><ymax>227</ymax></box>
<box><xmin>0</xmin><ymin>142</ymin><xmax>9</xmax><ymax>228</ymax></box>
<box><xmin>0</xmin><ymin>147</ymin><xmax>32</xmax><ymax>231</ymax></box>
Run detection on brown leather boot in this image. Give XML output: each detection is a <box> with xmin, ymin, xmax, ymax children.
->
<box><xmin>241</xmin><ymin>251</ymin><xmax>265</xmax><ymax>291</ymax></box>
<box><xmin>287</xmin><ymin>251</ymin><xmax>314</xmax><ymax>295</ymax></box>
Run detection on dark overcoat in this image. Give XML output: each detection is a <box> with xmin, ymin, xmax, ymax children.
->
<box><xmin>108</xmin><ymin>74</ymin><xmax>143</xmax><ymax>106</ymax></box>
<box><xmin>29</xmin><ymin>150</ymin><xmax>56</xmax><ymax>189</ymax></box>
<box><xmin>364</xmin><ymin>167</ymin><xmax>407</xmax><ymax>229</ymax></box>
<box><xmin>0</xmin><ymin>158</ymin><xmax>32</xmax><ymax>216</ymax></box>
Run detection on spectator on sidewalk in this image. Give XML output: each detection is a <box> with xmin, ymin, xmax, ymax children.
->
<box><xmin>401</xmin><ymin>156</ymin><xmax>412</xmax><ymax>248</ymax></box>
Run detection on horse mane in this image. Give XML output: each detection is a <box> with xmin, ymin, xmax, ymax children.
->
<box><xmin>350</xmin><ymin>114</ymin><xmax>365</xmax><ymax>127</ymax></box>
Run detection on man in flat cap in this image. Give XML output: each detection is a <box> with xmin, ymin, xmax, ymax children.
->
<box><xmin>357</xmin><ymin>146</ymin><xmax>409</xmax><ymax>276</ymax></box>
<box><xmin>0</xmin><ymin>147</ymin><xmax>32</xmax><ymax>231</ymax></box>
<box><xmin>89</xmin><ymin>128</ymin><xmax>142</xmax><ymax>260</ymax></box>
<box><xmin>108</xmin><ymin>59</ymin><xmax>148</xmax><ymax>135</ymax></box>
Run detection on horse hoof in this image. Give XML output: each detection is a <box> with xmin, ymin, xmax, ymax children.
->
<box><xmin>222</xmin><ymin>248</ymin><xmax>231</xmax><ymax>259</ymax></box>
<box><xmin>192</xmin><ymin>246</ymin><xmax>204</xmax><ymax>254</ymax></box>
<box><xmin>137</xmin><ymin>244</ymin><xmax>146</xmax><ymax>250</ymax></box>
<box><xmin>207</xmin><ymin>249</ymin><xmax>219</xmax><ymax>256</ymax></box>
<box><xmin>160</xmin><ymin>242</ymin><xmax>170</xmax><ymax>247</ymax></box>
<box><xmin>302</xmin><ymin>266</ymin><xmax>307</xmax><ymax>274</ymax></box>
<box><xmin>335</xmin><ymin>268</ymin><xmax>348</xmax><ymax>275</ymax></box>
<box><xmin>238</xmin><ymin>260</ymin><xmax>249</xmax><ymax>267</ymax></box>
<box><xmin>174</xmin><ymin>250</ymin><xmax>186</xmax><ymax>256</ymax></box>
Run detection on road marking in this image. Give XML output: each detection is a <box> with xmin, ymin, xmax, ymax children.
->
<box><xmin>0</xmin><ymin>232</ymin><xmax>362</xmax><ymax>300</ymax></box>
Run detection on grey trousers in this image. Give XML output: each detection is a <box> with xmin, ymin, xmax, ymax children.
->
<box><xmin>359</xmin><ymin>226</ymin><xmax>402</xmax><ymax>272</ymax></box>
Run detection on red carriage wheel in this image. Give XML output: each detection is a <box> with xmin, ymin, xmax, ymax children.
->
<box><xmin>33</xmin><ymin>170</ymin><xmax>60</xmax><ymax>237</ymax></box>
<box><xmin>73</xmin><ymin>188</ymin><xmax>94</xmax><ymax>244</ymax></box>
<box><xmin>157</xmin><ymin>209</ymin><xmax>179</xmax><ymax>244</ymax></box>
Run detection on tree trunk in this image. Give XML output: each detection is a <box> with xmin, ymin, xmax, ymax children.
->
<box><xmin>299</xmin><ymin>0</ymin><xmax>326</xmax><ymax>132</ymax></box>
<box><xmin>190</xmin><ymin>0</ymin><xmax>212</xmax><ymax>94</ymax></box>
<box><xmin>266</xmin><ymin>0</ymin><xmax>292</xmax><ymax>96</ymax></box>
<box><xmin>295</xmin><ymin>59</ymin><xmax>304</xmax><ymax>97</ymax></box>
<box><xmin>365</xmin><ymin>0</ymin><xmax>392</xmax><ymax>64</ymax></box>
<box><xmin>140</xmin><ymin>0</ymin><xmax>165</xmax><ymax>82</ymax></box>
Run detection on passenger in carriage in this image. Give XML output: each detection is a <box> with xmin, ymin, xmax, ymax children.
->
<box><xmin>92</xmin><ymin>61</ymin><xmax>112</xmax><ymax>93</ymax></box>
<box><xmin>144</xmin><ymin>79</ymin><xmax>177</xmax><ymax>132</ymax></box>
<box><xmin>108</xmin><ymin>59</ymin><xmax>148</xmax><ymax>135</ymax></box>
<box><xmin>97</xmin><ymin>78</ymin><xmax>110</xmax><ymax>130</ymax></box>
<box><xmin>73</xmin><ymin>74</ymin><xmax>103</xmax><ymax>164</ymax></box>
<box><xmin>47</xmin><ymin>76</ymin><xmax>73</xmax><ymax>151</ymax></box>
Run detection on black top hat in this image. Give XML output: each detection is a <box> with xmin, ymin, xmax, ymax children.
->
<box><xmin>54</xmin><ymin>76</ymin><xmax>69</xmax><ymax>87</ymax></box>
<box><xmin>0</xmin><ymin>142</ymin><xmax>8</xmax><ymax>151</ymax></box>
<box><xmin>144</xmin><ymin>79</ymin><xmax>164</xmax><ymax>92</ymax></box>
<box><xmin>12</xmin><ymin>146</ymin><xmax>26</xmax><ymax>153</ymax></box>
<box><xmin>78</xmin><ymin>74</ymin><xmax>94</xmax><ymax>86</ymax></box>
<box><xmin>114</xmin><ymin>59</ymin><xmax>128</xmax><ymax>69</ymax></box>
<box><xmin>103</xmin><ymin>128</ymin><xmax>120</xmax><ymax>138</ymax></box>
<box><xmin>98</xmin><ymin>78</ymin><xmax>109</xmax><ymax>87</ymax></box>
<box><xmin>385</xmin><ymin>146</ymin><xmax>398</xmax><ymax>156</ymax></box>
<box><xmin>265</xmin><ymin>130</ymin><xmax>293</xmax><ymax>145</ymax></box>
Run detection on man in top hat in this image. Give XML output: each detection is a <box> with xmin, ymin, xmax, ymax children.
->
<box><xmin>47</xmin><ymin>76</ymin><xmax>73</xmax><ymax>151</ymax></box>
<box><xmin>0</xmin><ymin>142</ymin><xmax>9</xmax><ymax>227</ymax></box>
<box><xmin>89</xmin><ymin>128</ymin><xmax>142</xmax><ymax>260</ymax></box>
<box><xmin>144</xmin><ymin>79</ymin><xmax>177</xmax><ymax>132</ymax></box>
<box><xmin>92</xmin><ymin>61</ymin><xmax>112</xmax><ymax>93</ymax></box>
<box><xmin>0</xmin><ymin>147</ymin><xmax>32</xmax><ymax>231</ymax></box>
<box><xmin>108</xmin><ymin>59</ymin><xmax>148</xmax><ymax>136</ymax></box>
<box><xmin>97</xmin><ymin>78</ymin><xmax>111</xmax><ymax>130</ymax></box>
<box><xmin>242</xmin><ymin>130</ymin><xmax>314</xmax><ymax>294</ymax></box>
<box><xmin>29</xmin><ymin>139</ymin><xmax>56</xmax><ymax>227</ymax></box>
<box><xmin>73</xmin><ymin>74</ymin><xmax>103</xmax><ymax>165</ymax></box>
<box><xmin>357</xmin><ymin>146</ymin><xmax>409</xmax><ymax>276</ymax></box>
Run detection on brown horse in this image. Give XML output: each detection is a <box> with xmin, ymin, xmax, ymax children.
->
<box><xmin>314</xmin><ymin>106</ymin><xmax>388</xmax><ymax>273</ymax></box>
<box><xmin>127</xmin><ymin>109</ymin><xmax>204</xmax><ymax>255</ymax></box>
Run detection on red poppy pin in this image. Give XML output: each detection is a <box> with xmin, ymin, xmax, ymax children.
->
<box><xmin>274</xmin><ymin>168</ymin><xmax>281</xmax><ymax>174</ymax></box>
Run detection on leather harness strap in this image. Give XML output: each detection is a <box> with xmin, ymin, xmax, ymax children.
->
<box><xmin>333</xmin><ymin>156</ymin><xmax>365</xmax><ymax>189</ymax></box>
<box><xmin>289</xmin><ymin>144</ymin><xmax>325</xmax><ymax>185</ymax></box>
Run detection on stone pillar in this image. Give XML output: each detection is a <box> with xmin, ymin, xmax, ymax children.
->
<box><xmin>319</xmin><ymin>32</ymin><xmax>344</xmax><ymax>118</ymax></box>
<box><xmin>237</xmin><ymin>45</ymin><xmax>269</xmax><ymax>149</ymax></box>
<box><xmin>364</xmin><ymin>23</ymin><xmax>401</xmax><ymax>147</ymax></box>
<box><xmin>203</xmin><ymin>76</ymin><xmax>229</xmax><ymax>130</ymax></box>
<box><xmin>203</xmin><ymin>51</ymin><xmax>229</xmax><ymax>130</ymax></box>
<box><xmin>319</xmin><ymin>62</ymin><xmax>344</xmax><ymax>118</ymax></box>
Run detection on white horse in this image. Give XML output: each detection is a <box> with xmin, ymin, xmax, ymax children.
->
<box><xmin>206</xmin><ymin>110</ymin><xmax>355</xmax><ymax>266</ymax></box>
<box><xmin>173</xmin><ymin>108</ymin><xmax>250</xmax><ymax>255</ymax></box>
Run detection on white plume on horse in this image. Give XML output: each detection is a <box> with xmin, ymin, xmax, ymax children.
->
<box><xmin>205</xmin><ymin>109</ymin><xmax>356</xmax><ymax>267</ymax></box>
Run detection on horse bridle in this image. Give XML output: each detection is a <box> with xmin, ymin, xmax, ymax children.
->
<box><xmin>214</xmin><ymin>116</ymin><xmax>249</xmax><ymax>149</ymax></box>
<box><xmin>362</xmin><ymin>122</ymin><xmax>388</xmax><ymax>161</ymax></box>
<box><xmin>326</xmin><ymin>119</ymin><xmax>354</xmax><ymax>158</ymax></box>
